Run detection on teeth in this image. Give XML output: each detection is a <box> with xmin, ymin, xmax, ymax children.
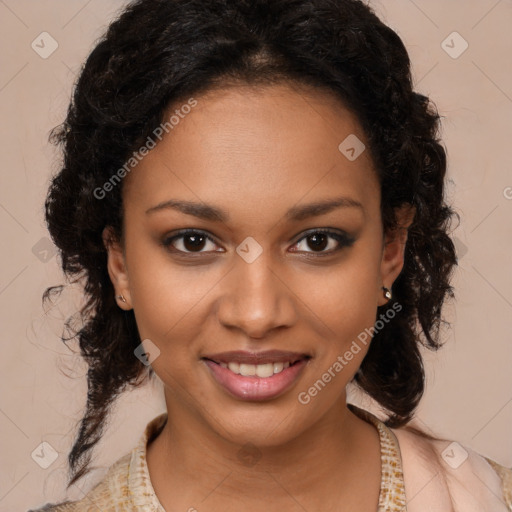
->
<box><xmin>228</xmin><ymin>362</ymin><xmax>239</xmax><ymax>373</ymax></box>
<box><xmin>255</xmin><ymin>363</ymin><xmax>274</xmax><ymax>378</ymax></box>
<box><xmin>220</xmin><ymin>360</ymin><xmax>296</xmax><ymax>377</ymax></box>
<box><xmin>273</xmin><ymin>362</ymin><xmax>284</xmax><ymax>373</ymax></box>
<box><xmin>239</xmin><ymin>363</ymin><xmax>256</xmax><ymax>376</ymax></box>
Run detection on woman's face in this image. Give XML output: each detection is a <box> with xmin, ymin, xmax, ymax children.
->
<box><xmin>106</xmin><ymin>82</ymin><xmax>409</xmax><ymax>447</ymax></box>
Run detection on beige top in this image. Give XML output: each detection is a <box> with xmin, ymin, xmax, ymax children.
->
<box><xmin>29</xmin><ymin>404</ymin><xmax>512</xmax><ymax>511</ymax></box>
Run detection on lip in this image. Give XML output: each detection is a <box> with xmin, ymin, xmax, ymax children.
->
<box><xmin>201</xmin><ymin>350</ymin><xmax>310</xmax><ymax>365</ymax></box>
<box><xmin>202</xmin><ymin>356</ymin><xmax>310</xmax><ymax>401</ymax></box>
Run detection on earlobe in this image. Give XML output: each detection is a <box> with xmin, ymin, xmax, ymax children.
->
<box><xmin>379</xmin><ymin>204</ymin><xmax>416</xmax><ymax>306</ymax></box>
<box><xmin>102</xmin><ymin>226</ymin><xmax>132</xmax><ymax>309</ymax></box>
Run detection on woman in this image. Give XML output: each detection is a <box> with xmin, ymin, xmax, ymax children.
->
<box><xmin>29</xmin><ymin>0</ymin><xmax>512</xmax><ymax>510</ymax></box>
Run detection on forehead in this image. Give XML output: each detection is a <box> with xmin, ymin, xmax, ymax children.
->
<box><xmin>123</xmin><ymin>83</ymin><xmax>379</xmax><ymax>223</ymax></box>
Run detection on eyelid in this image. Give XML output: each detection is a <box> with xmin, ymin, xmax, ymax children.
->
<box><xmin>290</xmin><ymin>228</ymin><xmax>355</xmax><ymax>254</ymax></box>
<box><xmin>162</xmin><ymin>228</ymin><xmax>355</xmax><ymax>255</ymax></box>
<box><xmin>161</xmin><ymin>229</ymin><xmax>221</xmax><ymax>254</ymax></box>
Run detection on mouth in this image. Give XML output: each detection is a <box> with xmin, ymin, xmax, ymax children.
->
<box><xmin>201</xmin><ymin>350</ymin><xmax>311</xmax><ymax>401</ymax></box>
<box><xmin>202</xmin><ymin>358</ymin><xmax>307</xmax><ymax>377</ymax></box>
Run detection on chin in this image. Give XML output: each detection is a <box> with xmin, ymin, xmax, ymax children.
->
<box><xmin>211</xmin><ymin>406</ymin><xmax>308</xmax><ymax>448</ymax></box>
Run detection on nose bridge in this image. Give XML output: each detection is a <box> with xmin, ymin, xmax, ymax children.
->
<box><xmin>218</xmin><ymin>243</ymin><xmax>295</xmax><ymax>337</ymax></box>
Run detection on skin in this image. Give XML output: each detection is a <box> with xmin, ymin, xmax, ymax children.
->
<box><xmin>104</xmin><ymin>82</ymin><xmax>415</xmax><ymax>512</ymax></box>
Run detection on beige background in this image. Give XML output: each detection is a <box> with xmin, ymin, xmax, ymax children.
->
<box><xmin>1</xmin><ymin>0</ymin><xmax>511</xmax><ymax>510</ymax></box>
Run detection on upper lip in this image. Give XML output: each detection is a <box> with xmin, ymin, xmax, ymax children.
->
<box><xmin>202</xmin><ymin>350</ymin><xmax>310</xmax><ymax>365</ymax></box>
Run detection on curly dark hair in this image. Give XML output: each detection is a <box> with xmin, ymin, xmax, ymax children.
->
<box><xmin>42</xmin><ymin>0</ymin><xmax>458</xmax><ymax>489</ymax></box>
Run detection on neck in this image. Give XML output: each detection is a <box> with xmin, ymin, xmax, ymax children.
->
<box><xmin>146</xmin><ymin>393</ymin><xmax>381</xmax><ymax>510</ymax></box>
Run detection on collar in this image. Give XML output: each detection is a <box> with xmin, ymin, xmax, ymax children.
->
<box><xmin>348</xmin><ymin>403</ymin><xmax>407</xmax><ymax>511</ymax></box>
<box><xmin>127</xmin><ymin>412</ymin><xmax>168</xmax><ymax>511</ymax></box>
<box><xmin>126</xmin><ymin>405</ymin><xmax>406</xmax><ymax>512</ymax></box>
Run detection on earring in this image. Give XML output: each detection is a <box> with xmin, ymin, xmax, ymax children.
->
<box><xmin>382</xmin><ymin>286</ymin><xmax>392</xmax><ymax>301</ymax></box>
<box><xmin>116</xmin><ymin>294</ymin><xmax>127</xmax><ymax>303</ymax></box>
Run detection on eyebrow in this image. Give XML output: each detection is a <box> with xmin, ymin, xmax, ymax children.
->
<box><xmin>145</xmin><ymin>196</ymin><xmax>364</xmax><ymax>222</ymax></box>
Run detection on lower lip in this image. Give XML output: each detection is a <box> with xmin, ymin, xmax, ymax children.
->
<box><xmin>203</xmin><ymin>359</ymin><xmax>309</xmax><ymax>401</ymax></box>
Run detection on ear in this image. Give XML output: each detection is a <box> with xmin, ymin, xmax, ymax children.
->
<box><xmin>378</xmin><ymin>204</ymin><xmax>416</xmax><ymax>307</ymax></box>
<box><xmin>102</xmin><ymin>226</ymin><xmax>132</xmax><ymax>310</ymax></box>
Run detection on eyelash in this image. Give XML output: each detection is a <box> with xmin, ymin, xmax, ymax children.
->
<box><xmin>161</xmin><ymin>228</ymin><xmax>355</xmax><ymax>257</ymax></box>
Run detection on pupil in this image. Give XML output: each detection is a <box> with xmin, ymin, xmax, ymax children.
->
<box><xmin>309</xmin><ymin>233</ymin><xmax>327</xmax><ymax>251</ymax></box>
<box><xmin>184</xmin><ymin>234</ymin><xmax>205</xmax><ymax>251</ymax></box>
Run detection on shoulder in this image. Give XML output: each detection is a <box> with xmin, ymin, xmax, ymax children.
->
<box><xmin>27</xmin><ymin>452</ymin><xmax>132</xmax><ymax>512</ymax></box>
<box><xmin>484</xmin><ymin>457</ymin><xmax>512</xmax><ymax>509</ymax></box>
<box><xmin>27</xmin><ymin>412</ymin><xmax>168</xmax><ymax>512</ymax></box>
<box><xmin>390</xmin><ymin>425</ymin><xmax>512</xmax><ymax>512</ymax></box>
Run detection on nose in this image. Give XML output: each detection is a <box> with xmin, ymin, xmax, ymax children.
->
<box><xmin>216</xmin><ymin>251</ymin><xmax>297</xmax><ymax>339</ymax></box>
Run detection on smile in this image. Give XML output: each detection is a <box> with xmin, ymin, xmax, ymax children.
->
<box><xmin>202</xmin><ymin>355</ymin><xmax>310</xmax><ymax>401</ymax></box>
<box><xmin>219</xmin><ymin>361</ymin><xmax>292</xmax><ymax>377</ymax></box>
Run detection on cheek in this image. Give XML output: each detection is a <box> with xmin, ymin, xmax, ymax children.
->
<box><xmin>302</xmin><ymin>247</ymin><xmax>382</xmax><ymax>374</ymax></box>
<box><xmin>124</xmin><ymin>230</ymin><xmax>214</xmax><ymax>346</ymax></box>
<box><xmin>306</xmin><ymin>254</ymin><xmax>380</xmax><ymax>327</ymax></box>
<box><xmin>130</xmin><ymin>269</ymin><xmax>214</xmax><ymax>347</ymax></box>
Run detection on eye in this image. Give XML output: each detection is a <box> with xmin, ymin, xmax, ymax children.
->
<box><xmin>162</xmin><ymin>229</ymin><xmax>222</xmax><ymax>254</ymax></box>
<box><xmin>290</xmin><ymin>229</ymin><xmax>355</xmax><ymax>255</ymax></box>
<box><xmin>162</xmin><ymin>228</ymin><xmax>355</xmax><ymax>256</ymax></box>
